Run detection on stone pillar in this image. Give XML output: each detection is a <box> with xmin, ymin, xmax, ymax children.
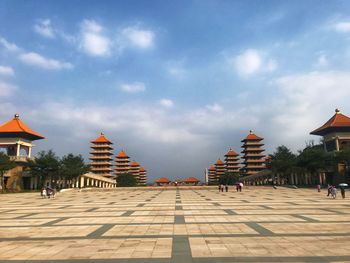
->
<box><xmin>16</xmin><ymin>144</ymin><xmax>20</xmax><ymax>157</ymax></box>
<box><xmin>99</xmin><ymin>181</ymin><xmax>102</xmax><ymax>188</ymax></box>
<box><xmin>28</xmin><ymin>146</ymin><xmax>32</xmax><ymax>158</ymax></box>
<box><xmin>80</xmin><ymin>177</ymin><xmax>84</xmax><ymax>188</ymax></box>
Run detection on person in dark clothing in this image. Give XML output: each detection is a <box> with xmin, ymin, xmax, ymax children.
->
<box><xmin>340</xmin><ymin>186</ymin><xmax>346</xmax><ymax>199</ymax></box>
<box><xmin>225</xmin><ymin>184</ymin><xmax>228</xmax><ymax>192</ymax></box>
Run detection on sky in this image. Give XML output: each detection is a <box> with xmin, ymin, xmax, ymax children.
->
<box><xmin>1</xmin><ymin>0</ymin><xmax>350</xmax><ymax>183</ymax></box>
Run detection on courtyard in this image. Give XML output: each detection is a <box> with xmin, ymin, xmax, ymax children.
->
<box><xmin>0</xmin><ymin>186</ymin><xmax>349</xmax><ymax>262</ymax></box>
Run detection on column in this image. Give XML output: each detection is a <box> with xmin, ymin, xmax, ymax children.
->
<box><xmin>16</xmin><ymin>144</ymin><xmax>20</xmax><ymax>157</ymax></box>
<box><xmin>80</xmin><ymin>177</ymin><xmax>84</xmax><ymax>188</ymax></box>
<box><xmin>336</xmin><ymin>137</ymin><xmax>340</xmax><ymax>151</ymax></box>
<box><xmin>28</xmin><ymin>146</ymin><xmax>32</xmax><ymax>158</ymax></box>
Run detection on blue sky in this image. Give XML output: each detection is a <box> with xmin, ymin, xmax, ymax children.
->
<box><xmin>1</xmin><ymin>0</ymin><xmax>350</xmax><ymax>182</ymax></box>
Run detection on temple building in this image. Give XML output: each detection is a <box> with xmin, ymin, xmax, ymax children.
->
<box><xmin>115</xmin><ymin>150</ymin><xmax>130</xmax><ymax>176</ymax></box>
<box><xmin>89</xmin><ymin>133</ymin><xmax>114</xmax><ymax>178</ymax></box>
<box><xmin>129</xmin><ymin>160</ymin><xmax>140</xmax><ymax>181</ymax></box>
<box><xmin>138</xmin><ymin>167</ymin><xmax>147</xmax><ymax>185</ymax></box>
<box><xmin>0</xmin><ymin>114</ymin><xmax>44</xmax><ymax>191</ymax></box>
<box><xmin>241</xmin><ymin>131</ymin><xmax>266</xmax><ymax>176</ymax></box>
<box><xmin>208</xmin><ymin>165</ymin><xmax>217</xmax><ymax>185</ymax></box>
<box><xmin>224</xmin><ymin>149</ymin><xmax>240</xmax><ymax>173</ymax></box>
<box><xmin>311</xmin><ymin>109</ymin><xmax>350</xmax><ymax>151</ymax></box>
<box><xmin>215</xmin><ymin>159</ymin><xmax>226</xmax><ymax>178</ymax></box>
<box><xmin>155</xmin><ymin>177</ymin><xmax>171</xmax><ymax>186</ymax></box>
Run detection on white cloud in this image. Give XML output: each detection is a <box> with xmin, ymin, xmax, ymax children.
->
<box><xmin>316</xmin><ymin>54</ymin><xmax>328</xmax><ymax>67</ymax></box>
<box><xmin>80</xmin><ymin>20</ymin><xmax>111</xmax><ymax>57</ymax></box>
<box><xmin>33</xmin><ymin>19</ymin><xmax>55</xmax><ymax>38</ymax></box>
<box><xmin>233</xmin><ymin>49</ymin><xmax>277</xmax><ymax>76</ymax></box>
<box><xmin>206</xmin><ymin>103</ymin><xmax>223</xmax><ymax>113</ymax></box>
<box><xmin>159</xmin><ymin>99</ymin><xmax>174</xmax><ymax>108</ymax></box>
<box><xmin>122</xmin><ymin>26</ymin><xmax>154</xmax><ymax>49</ymax></box>
<box><xmin>0</xmin><ymin>81</ymin><xmax>17</xmax><ymax>97</ymax></box>
<box><xmin>333</xmin><ymin>21</ymin><xmax>350</xmax><ymax>32</ymax></box>
<box><xmin>119</xmin><ymin>82</ymin><xmax>146</xmax><ymax>93</ymax></box>
<box><xmin>0</xmin><ymin>65</ymin><xmax>15</xmax><ymax>76</ymax></box>
<box><xmin>19</xmin><ymin>52</ymin><xmax>73</xmax><ymax>70</ymax></box>
<box><xmin>0</xmin><ymin>37</ymin><xmax>20</xmax><ymax>52</ymax></box>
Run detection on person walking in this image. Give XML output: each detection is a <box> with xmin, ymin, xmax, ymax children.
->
<box><xmin>220</xmin><ymin>184</ymin><xmax>224</xmax><ymax>192</ymax></box>
<box><xmin>327</xmin><ymin>184</ymin><xmax>332</xmax><ymax>197</ymax></box>
<box><xmin>317</xmin><ymin>184</ymin><xmax>321</xmax><ymax>193</ymax></box>
<box><xmin>225</xmin><ymin>184</ymin><xmax>228</xmax><ymax>192</ymax></box>
<box><xmin>340</xmin><ymin>186</ymin><xmax>346</xmax><ymax>199</ymax></box>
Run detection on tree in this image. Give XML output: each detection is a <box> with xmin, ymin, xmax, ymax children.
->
<box><xmin>60</xmin><ymin>154</ymin><xmax>89</xmax><ymax>181</ymax></box>
<box><xmin>268</xmin><ymin>145</ymin><xmax>297</xmax><ymax>182</ymax></box>
<box><xmin>116</xmin><ymin>173</ymin><xmax>137</xmax><ymax>187</ymax></box>
<box><xmin>219</xmin><ymin>172</ymin><xmax>240</xmax><ymax>185</ymax></box>
<box><xmin>334</xmin><ymin>146</ymin><xmax>350</xmax><ymax>176</ymax></box>
<box><xmin>27</xmin><ymin>150</ymin><xmax>60</xmax><ymax>188</ymax></box>
<box><xmin>0</xmin><ymin>153</ymin><xmax>16</xmax><ymax>193</ymax></box>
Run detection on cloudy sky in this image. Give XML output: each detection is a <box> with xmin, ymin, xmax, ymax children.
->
<box><xmin>1</xmin><ymin>0</ymin><xmax>350</xmax><ymax>182</ymax></box>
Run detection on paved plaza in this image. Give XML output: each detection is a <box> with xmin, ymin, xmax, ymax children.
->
<box><xmin>0</xmin><ymin>187</ymin><xmax>350</xmax><ymax>262</ymax></box>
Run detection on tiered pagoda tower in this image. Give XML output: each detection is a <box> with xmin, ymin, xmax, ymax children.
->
<box><xmin>115</xmin><ymin>150</ymin><xmax>130</xmax><ymax>176</ymax></box>
<box><xmin>215</xmin><ymin>159</ymin><xmax>226</xmax><ymax>179</ymax></box>
<box><xmin>208</xmin><ymin>165</ymin><xmax>217</xmax><ymax>184</ymax></box>
<box><xmin>224</xmin><ymin>149</ymin><xmax>240</xmax><ymax>173</ymax></box>
<box><xmin>129</xmin><ymin>160</ymin><xmax>140</xmax><ymax>180</ymax></box>
<box><xmin>89</xmin><ymin>133</ymin><xmax>114</xmax><ymax>178</ymax></box>
<box><xmin>139</xmin><ymin>167</ymin><xmax>147</xmax><ymax>185</ymax></box>
<box><xmin>241</xmin><ymin>130</ymin><xmax>265</xmax><ymax>176</ymax></box>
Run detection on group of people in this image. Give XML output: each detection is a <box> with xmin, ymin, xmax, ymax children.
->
<box><xmin>326</xmin><ymin>184</ymin><xmax>346</xmax><ymax>199</ymax></box>
<box><xmin>219</xmin><ymin>183</ymin><xmax>243</xmax><ymax>192</ymax></box>
<box><xmin>40</xmin><ymin>187</ymin><xmax>56</xmax><ymax>199</ymax></box>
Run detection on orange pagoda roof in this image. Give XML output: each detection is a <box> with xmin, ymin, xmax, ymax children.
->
<box><xmin>91</xmin><ymin>133</ymin><xmax>112</xmax><ymax>144</ymax></box>
<box><xmin>155</xmin><ymin>177</ymin><xmax>170</xmax><ymax>183</ymax></box>
<box><xmin>225</xmin><ymin>149</ymin><xmax>238</xmax><ymax>156</ymax></box>
<box><xmin>0</xmin><ymin>114</ymin><xmax>44</xmax><ymax>141</ymax></box>
<box><xmin>310</xmin><ymin>109</ymin><xmax>350</xmax><ymax>136</ymax></box>
<box><xmin>241</xmin><ymin>130</ymin><xmax>263</xmax><ymax>142</ymax></box>
<box><xmin>184</xmin><ymin>177</ymin><xmax>200</xmax><ymax>182</ymax></box>
<box><xmin>139</xmin><ymin>167</ymin><xmax>146</xmax><ymax>172</ymax></box>
<box><xmin>130</xmin><ymin>160</ymin><xmax>139</xmax><ymax>166</ymax></box>
<box><xmin>208</xmin><ymin>166</ymin><xmax>216</xmax><ymax>171</ymax></box>
<box><xmin>116</xmin><ymin>150</ymin><xmax>129</xmax><ymax>158</ymax></box>
<box><xmin>216</xmin><ymin>159</ymin><xmax>224</xmax><ymax>165</ymax></box>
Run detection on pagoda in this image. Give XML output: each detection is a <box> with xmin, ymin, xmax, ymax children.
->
<box><xmin>310</xmin><ymin>109</ymin><xmax>350</xmax><ymax>151</ymax></box>
<box><xmin>208</xmin><ymin>165</ymin><xmax>218</xmax><ymax>184</ymax></box>
<box><xmin>129</xmin><ymin>160</ymin><xmax>140</xmax><ymax>181</ymax></box>
<box><xmin>241</xmin><ymin>130</ymin><xmax>266</xmax><ymax>176</ymax></box>
<box><xmin>89</xmin><ymin>133</ymin><xmax>114</xmax><ymax>178</ymax></box>
<box><xmin>0</xmin><ymin>114</ymin><xmax>45</xmax><ymax>191</ymax></box>
<box><xmin>215</xmin><ymin>159</ymin><xmax>226</xmax><ymax>179</ymax></box>
<box><xmin>138</xmin><ymin>167</ymin><xmax>147</xmax><ymax>185</ymax></box>
<box><xmin>224</xmin><ymin>149</ymin><xmax>240</xmax><ymax>173</ymax></box>
<box><xmin>115</xmin><ymin>150</ymin><xmax>130</xmax><ymax>176</ymax></box>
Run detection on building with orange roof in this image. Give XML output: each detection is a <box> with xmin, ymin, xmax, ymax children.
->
<box><xmin>115</xmin><ymin>150</ymin><xmax>130</xmax><ymax>176</ymax></box>
<box><xmin>89</xmin><ymin>133</ymin><xmax>114</xmax><ymax>178</ymax></box>
<box><xmin>224</xmin><ymin>149</ymin><xmax>240</xmax><ymax>173</ymax></box>
<box><xmin>183</xmin><ymin>177</ymin><xmax>200</xmax><ymax>185</ymax></box>
<box><xmin>241</xmin><ymin>130</ymin><xmax>266</xmax><ymax>176</ymax></box>
<box><xmin>138</xmin><ymin>167</ymin><xmax>147</xmax><ymax>186</ymax></box>
<box><xmin>129</xmin><ymin>160</ymin><xmax>140</xmax><ymax>181</ymax></box>
<box><xmin>208</xmin><ymin>165</ymin><xmax>218</xmax><ymax>185</ymax></box>
<box><xmin>0</xmin><ymin>114</ymin><xmax>44</xmax><ymax>191</ymax></box>
<box><xmin>155</xmin><ymin>177</ymin><xmax>171</xmax><ymax>186</ymax></box>
<box><xmin>215</xmin><ymin>159</ymin><xmax>226</xmax><ymax>178</ymax></box>
<box><xmin>311</xmin><ymin>109</ymin><xmax>350</xmax><ymax>151</ymax></box>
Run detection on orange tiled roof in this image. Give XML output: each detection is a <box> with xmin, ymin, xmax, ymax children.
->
<box><xmin>215</xmin><ymin>159</ymin><xmax>224</xmax><ymax>165</ymax></box>
<box><xmin>139</xmin><ymin>167</ymin><xmax>146</xmax><ymax>172</ymax></box>
<box><xmin>91</xmin><ymin>133</ymin><xmax>112</xmax><ymax>143</ymax></box>
<box><xmin>311</xmin><ymin>109</ymin><xmax>350</xmax><ymax>135</ymax></box>
<box><xmin>225</xmin><ymin>149</ymin><xmax>238</xmax><ymax>156</ymax></box>
<box><xmin>243</xmin><ymin>130</ymin><xmax>263</xmax><ymax>141</ymax></box>
<box><xmin>130</xmin><ymin>160</ymin><xmax>139</xmax><ymax>166</ymax></box>
<box><xmin>208</xmin><ymin>166</ymin><xmax>216</xmax><ymax>171</ymax></box>
<box><xmin>116</xmin><ymin>150</ymin><xmax>128</xmax><ymax>158</ymax></box>
<box><xmin>155</xmin><ymin>177</ymin><xmax>170</xmax><ymax>183</ymax></box>
<box><xmin>184</xmin><ymin>177</ymin><xmax>200</xmax><ymax>182</ymax></box>
<box><xmin>0</xmin><ymin>114</ymin><xmax>44</xmax><ymax>140</ymax></box>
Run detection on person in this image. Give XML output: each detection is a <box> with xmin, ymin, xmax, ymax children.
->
<box><xmin>225</xmin><ymin>184</ymin><xmax>228</xmax><ymax>192</ymax></box>
<box><xmin>331</xmin><ymin>186</ymin><xmax>337</xmax><ymax>199</ymax></box>
<box><xmin>317</xmin><ymin>184</ymin><xmax>321</xmax><ymax>193</ymax></box>
<box><xmin>340</xmin><ymin>186</ymin><xmax>346</xmax><ymax>199</ymax></box>
<box><xmin>220</xmin><ymin>184</ymin><xmax>224</xmax><ymax>192</ymax></box>
<box><xmin>236</xmin><ymin>184</ymin><xmax>239</xmax><ymax>192</ymax></box>
<box><xmin>327</xmin><ymin>184</ymin><xmax>332</xmax><ymax>197</ymax></box>
<box><xmin>218</xmin><ymin>184</ymin><xmax>221</xmax><ymax>192</ymax></box>
<box><xmin>239</xmin><ymin>182</ymin><xmax>243</xmax><ymax>192</ymax></box>
<box><xmin>41</xmin><ymin>188</ymin><xmax>47</xmax><ymax>198</ymax></box>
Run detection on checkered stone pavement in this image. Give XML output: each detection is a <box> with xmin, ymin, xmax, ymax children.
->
<box><xmin>0</xmin><ymin>186</ymin><xmax>350</xmax><ymax>262</ymax></box>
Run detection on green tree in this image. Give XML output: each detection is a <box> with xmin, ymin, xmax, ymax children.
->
<box><xmin>268</xmin><ymin>145</ymin><xmax>297</xmax><ymax>182</ymax></box>
<box><xmin>219</xmin><ymin>172</ymin><xmax>240</xmax><ymax>185</ymax></box>
<box><xmin>60</xmin><ymin>154</ymin><xmax>90</xmax><ymax>181</ymax></box>
<box><xmin>0</xmin><ymin>153</ymin><xmax>16</xmax><ymax>193</ymax></box>
<box><xmin>28</xmin><ymin>150</ymin><xmax>60</xmax><ymax>188</ymax></box>
<box><xmin>116</xmin><ymin>173</ymin><xmax>137</xmax><ymax>187</ymax></box>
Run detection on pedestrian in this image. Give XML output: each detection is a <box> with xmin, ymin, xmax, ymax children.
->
<box><xmin>220</xmin><ymin>184</ymin><xmax>224</xmax><ymax>192</ymax></box>
<box><xmin>327</xmin><ymin>184</ymin><xmax>332</xmax><ymax>197</ymax></box>
<box><xmin>340</xmin><ymin>186</ymin><xmax>346</xmax><ymax>199</ymax></box>
<box><xmin>218</xmin><ymin>184</ymin><xmax>221</xmax><ymax>192</ymax></box>
<box><xmin>236</xmin><ymin>184</ymin><xmax>239</xmax><ymax>192</ymax></box>
<box><xmin>225</xmin><ymin>184</ymin><xmax>228</xmax><ymax>192</ymax></box>
<box><xmin>317</xmin><ymin>184</ymin><xmax>321</xmax><ymax>193</ymax></box>
<box><xmin>41</xmin><ymin>188</ymin><xmax>47</xmax><ymax>198</ymax></box>
<box><xmin>239</xmin><ymin>182</ymin><xmax>243</xmax><ymax>192</ymax></box>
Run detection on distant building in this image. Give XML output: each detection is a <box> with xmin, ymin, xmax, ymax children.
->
<box><xmin>241</xmin><ymin>131</ymin><xmax>266</xmax><ymax>176</ymax></box>
<box><xmin>89</xmin><ymin>133</ymin><xmax>114</xmax><ymax>178</ymax></box>
<box><xmin>138</xmin><ymin>167</ymin><xmax>147</xmax><ymax>186</ymax></box>
<box><xmin>224</xmin><ymin>149</ymin><xmax>240</xmax><ymax>173</ymax></box>
<box><xmin>0</xmin><ymin>114</ymin><xmax>44</xmax><ymax>191</ymax></box>
<box><xmin>215</xmin><ymin>159</ymin><xmax>226</xmax><ymax>179</ymax></box>
<box><xmin>155</xmin><ymin>177</ymin><xmax>171</xmax><ymax>186</ymax></box>
<box><xmin>115</xmin><ymin>150</ymin><xmax>130</xmax><ymax>176</ymax></box>
<box><xmin>183</xmin><ymin>177</ymin><xmax>200</xmax><ymax>185</ymax></box>
<box><xmin>208</xmin><ymin>165</ymin><xmax>217</xmax><ymax>185</ymax></box>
